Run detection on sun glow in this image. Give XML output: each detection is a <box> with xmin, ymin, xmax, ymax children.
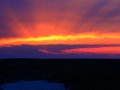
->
<box><xmin>0</xmin><ymin>33</ymin><xmax>120</xmax><ymax>46</ymax></box>
<box><xmin>1</xmin><ymin>8</ymin><xmax>119</xmax><ymax>47</ymax></box>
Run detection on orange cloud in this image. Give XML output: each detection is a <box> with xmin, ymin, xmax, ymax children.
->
<box><xmin>62</xmin><ymin>46</ymin><xmax>120</xmax><ymax>54</ymax></box>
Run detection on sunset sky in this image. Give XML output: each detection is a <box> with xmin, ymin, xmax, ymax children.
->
<box><xmin>0</xmin><ymin>0</ymin><xmax>120</xmax><ymax>58</ymax></box>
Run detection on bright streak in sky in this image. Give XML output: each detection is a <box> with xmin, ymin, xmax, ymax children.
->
<box><xmin>0</xmin><ymin>33</ymin><xmax>120</xmax><ymax>46</ymax></box>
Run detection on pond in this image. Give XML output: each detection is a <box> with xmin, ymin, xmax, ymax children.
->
<box><xmin>1</xmin><ymin>80</ymin><xmax>67</xmax><ymax>90</ymax></box>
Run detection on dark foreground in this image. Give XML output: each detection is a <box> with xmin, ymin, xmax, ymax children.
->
<box><xmin>0</xmin><ymin>59</ymin><xmax>120</xmax><ymax>90</ymax></box>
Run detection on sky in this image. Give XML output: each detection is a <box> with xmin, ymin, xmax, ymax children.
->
<box><xmin>0</xmin><ymin>0</ymin><xmax>120</xmax><ymax>46</ymax></box>
<box><xmin>0</xmin><ymin>0</ymin><xmax>120</xmax><ymax>58</ymax></box>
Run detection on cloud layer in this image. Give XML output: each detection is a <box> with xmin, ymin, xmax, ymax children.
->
<box><xmin>0</xmin><ymin>44</ymin><xmax>120</xmax><ymax>59</ymax></box>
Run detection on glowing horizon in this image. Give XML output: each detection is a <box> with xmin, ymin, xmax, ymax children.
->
<box><xmin>0</xmin><ymin>0</ymin><xmax>120</xmax><ymax>47</ymax></box>
<box><xmin>0</xmin><ymin>33</ymin><xmax>120</xmax><ymax>46</ymax></box>
<box><xmin>62</xmin><ymin>46</ymin><xmax>120</xmax><ymax>54</ymax></box>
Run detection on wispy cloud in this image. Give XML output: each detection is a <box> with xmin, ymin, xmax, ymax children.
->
<box><xmin>62</xmin><ymin>46</ymin><xmax>120</xmax><ymax>54</ymax></box>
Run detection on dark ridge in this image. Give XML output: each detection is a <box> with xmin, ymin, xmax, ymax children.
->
<box><xmin>0</xmin><ymin>59</ymin><xmax>120</xmax><ymax>90</ymax></box>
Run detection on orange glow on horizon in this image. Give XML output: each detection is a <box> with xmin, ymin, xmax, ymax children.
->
<box><xmin>0</xmin><ymin>8</ymin><xmax>120</xmax><ymax>47</ymax></box>
<box><xmin>0</xmin><ymin>33</ymin><xmax>120</xmax><ymax>46</ymax></box>
<box><xmin>62</xmin><ymin>46</ymin><xmax>120</xmax><ymax>54</ymax></box>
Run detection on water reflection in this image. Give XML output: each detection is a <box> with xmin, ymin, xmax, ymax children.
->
<box><xmin>1</xmin><ymin>80</ymin><xmax>66</xmax><ymax>90</ymax></box>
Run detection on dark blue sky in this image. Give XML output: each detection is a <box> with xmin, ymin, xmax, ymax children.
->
<box><xmin>0</xmin><ymin>44</ymin><xmax>120</xmax><ymax>59</ymax></box>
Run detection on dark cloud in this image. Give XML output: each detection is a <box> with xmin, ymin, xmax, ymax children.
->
<box><xmin>0</xmin><ymin>44</ymin><xmax>120</xmax><ymax>59</ymax></box>
<box><xmin>0</xmin><ymin>15</ymin><xmax>21</xmax><ymax>38</ymax></box>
